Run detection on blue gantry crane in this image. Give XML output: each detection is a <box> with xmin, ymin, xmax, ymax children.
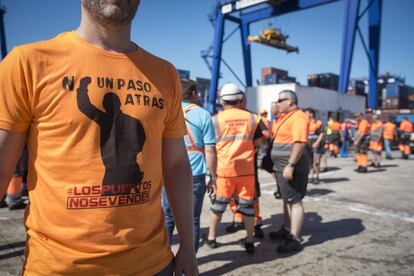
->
<box><xmin>204</xmin><ymin>0</ymin><xmax>382</xmax><ymax>112</ymax></box>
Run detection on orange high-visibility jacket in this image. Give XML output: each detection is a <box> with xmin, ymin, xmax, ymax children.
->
<box><xmin>213</xmin><ymin>108</ymin><xmax>259</xmax><ymax>177</ymax></box>
<box><xmin>383</xmin><ymin>122</ymin><xmax>396</xmax><ymax>140</ymax></box>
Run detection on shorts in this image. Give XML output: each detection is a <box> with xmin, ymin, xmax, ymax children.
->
<box><xmin>275</xmin><ymin>172</ymin><xmax>308</xmax><ymax>204</ymax></box>
<box><xmin>210</xmin><ymin>175</ymin><xmax>256</xmax><ymax>216</ymax></box>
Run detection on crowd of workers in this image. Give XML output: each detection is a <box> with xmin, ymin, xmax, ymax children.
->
<box><xmin>1</xmin><ymin>1</ymin><xmax>413</xmax><ymax>275</ymax></box>
<box><xmin>2</xmin><ymin>80</ymin><xmax>413</xmax><ymax>256</ymax></box>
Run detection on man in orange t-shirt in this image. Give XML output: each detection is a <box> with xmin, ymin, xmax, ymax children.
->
<box><xmin>269</xmin><ymin>90</ymin><xmax>309</xmax><ymax>254</ymax></box>
<box><xmin>354</xmin><ymin>114</ymin><xmax>371</xmax><ymax>173</ymax></box>
<box><xmin>399</xmin><ymin>117</ymin><xmax>413</xmax><ymax>159</ymax></box>
<box><xmin>369</xmin><ymin>115</ymin><xmax>383</xmax><ymax>167</ymax></box>
<box><xmin>0</xmin><ymin>1</ymin><xmax>198</xmax><ymax>275</ymax></box>
<box><xmin>383</xmin><ymin>117</ymin><xmax>397</xmax><ymax>160</ymax></box>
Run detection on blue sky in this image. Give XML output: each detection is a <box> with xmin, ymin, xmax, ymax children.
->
<box><xmin>1</xmin><ymin>0</ymin><xmax>413</xmax><ymax>86</ymax></box>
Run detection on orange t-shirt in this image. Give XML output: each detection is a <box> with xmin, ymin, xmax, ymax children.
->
<box><xmin>383</xmin><ymin>122</ymin><xmax>396</xmax><ymax>140</ymax></box>
<box><xmin>0</xmin><ymin>32</ymin><xmax>186</xmax><ymax>275</ymax></box>
<box><xmin>400</xmin><ymin>120</ymin><xmax>413</xmax><ymax>132</ymax></box>
<box><xmin>271</xmin><ymin>109</ymin><xmax>309</xmax><ymax>172</ymax></box>
<box><xmin>358</xmin><ymin>119</ymin><xmax>371</xmax><ymax>135</ymax></box>
<box><xmin>370</xmin><ymin>121</ymin><xmax>383</xmax><ymax>141</ymax></box>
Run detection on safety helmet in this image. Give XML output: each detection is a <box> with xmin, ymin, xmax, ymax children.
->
<box><xmin>220</xmin><ymin>83</ymin><xmax>245</xmax><ymax>101</ymax></box>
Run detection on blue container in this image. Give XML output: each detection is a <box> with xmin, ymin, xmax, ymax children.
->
<box><xmin>386</xmin><ymin>83</ymin><xmax>402</xmax><ymax>98</ymax></box>
<box><xmin>264</xmin><ymin>73</ymin><xmax>278</xmax><ymax>85</ymax></box>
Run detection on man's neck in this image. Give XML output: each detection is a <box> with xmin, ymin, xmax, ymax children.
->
<box><xmin>76</xmin><ymin>10</ymin><xmax>136</xmax><ymax>53</ymax></box>
<box><xmin>284</xmin><ymin>106</ymin><xmax>297</xmax><ymax>114</ymax></box>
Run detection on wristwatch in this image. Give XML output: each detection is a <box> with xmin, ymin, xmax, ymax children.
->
<box><xmin>287</xmin><ymin>163</ymin><xmax>296</xmax><ymax>168</ymax></box>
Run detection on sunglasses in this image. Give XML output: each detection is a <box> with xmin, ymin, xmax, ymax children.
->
<box><xmin>277</xmin><ymin>98</ymin><xmax>289</xmax><ymax>104</ymax></box>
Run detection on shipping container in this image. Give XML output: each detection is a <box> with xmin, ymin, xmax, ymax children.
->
<box><xmin>264</xmin><ymin>73</ymin><xmax>278</xmax><ymax>85</ymax></box>
<box><xmin>307</xmin><ymin>73</ymin><xmax>339</xmax><ymax>90</ymax></box>
<box><xmin>261</xmin><ymin>67</ymin><xmax>288</xmax><ymax>83</ymax></box>
<box><xmin>382</xmin><ymin>97</ymin><xmax>409</xmax><ymax>109</ymax></box>
<box><xmin>279</xmin><ymin>76</ymin><xmax>296</xmax><ymax>84</ymax></box>
<box><xmin>177</xmin><ymin>69</ymin><xmax>190</xmax><ymax>80</ymax></box>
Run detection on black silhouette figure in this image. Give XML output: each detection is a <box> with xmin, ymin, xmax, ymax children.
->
<box><xmin>77</xmin><ymin>77</ymin><xmax>146</xmax><ymax>195</ymax></box>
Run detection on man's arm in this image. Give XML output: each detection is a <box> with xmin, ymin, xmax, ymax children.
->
<box><xmin>0</xmin><ymin>129</ymin><xmax>27</xmax><ymax>199</ymax></box>
<box><xmin>162</xmin><ymin>137</ymin><xmax>198</xmax><ymax>276</ymax></box>
<box><xmin>77</xmin><ymin>77</ymin><xmax>104</xmax><ymax>123</ymax></box>
<box><xmin>204</xmin><ymin>145</ymin><xmax>217</xmax><ymax>195</ymax></box>
<box><xmin>313</xmin><ymin>132</ymin><xmax>324</xmax><ymax>149</ymax></box>
<box><xmin>283</xmin><ymin>142</ymin><xmax>307</xmax><ymax>180</ymax></box>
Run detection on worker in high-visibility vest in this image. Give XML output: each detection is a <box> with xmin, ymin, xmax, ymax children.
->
<box><xmin>269</xmin><ymin>90</ymin><xmax>310</xmax><ymax>254</ymax></box>
<box><xmin>327</xmin><ymin>116</ymin><xmax>341</xmax><ymax>157</ymax></box>
<box><xmin>383</xmin><ymin>117</ymin><xmax>397</xmax><ymax>160</ymax></box>
<box><xmin>226</xmin><ymin>104</ymin><xmax>269</xmax><ymax>239</ymax></box>
<box><xmin>304</xmin><ymin>108</ymin><xmax>325</xmax><ymax>184</ymax></box>
<box><xmin>161</xmin><ymin>79</ymin><xmax>217</xmax><ymax>253</ymax></box>
<box><xmin>399</xmin><ymin>117</ymin><xmax>413</xmax><ymax>159</ymax></box>
<box><xmin>354</xmin><ymin>114</ymin><xmax>371</xmax><ymax>173</ymax></box>
<box><xmin>205</xmin><ymin>83</ymin><xmax>268</xmax><ymax>254</ymax></box>
<box><xmin>369</xmin><ymin>115</ymin><xmax>383</xmax><ymax>168</ymax></box>
<box><xmin>321</xmin><ymin>117</ymin><xmax>333</xmax><ymax>172</ymax></box>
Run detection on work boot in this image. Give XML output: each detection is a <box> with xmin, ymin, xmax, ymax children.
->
<box><xmin>202</xmin><ymin>234</ymin><xmax>219</xmax><ymax>249</ymax></box>
<box><xmin>269</xmin><ymin>226</ymin><xmax>290</xmax><ymax>240</ymax></box>
<box><xmin>225</xmin><ymin>221</ymin><xmax>245</xmax><ymax>233</ymax></box>
<box><xmin>357</xmin><ymin>166</ymin><xmax>368</xmax><ymax>173</ymax></box>
<box><xmin>239</xmin><ymin>238</ymin><xmax>255</xmax><ymax>254</ymax></box>
<box><xmin>254</xmin><ymin>224</ymin><xmax>264</xmax><ymax>239</ymax></box>
<box><xmin>276</xmin><ymin>235</ymin><xmax>303</xmax><ymax>254</ymax></box>
<box><xmin>5</xmin><ymin>196</ymin><xmax>26</xmax><ymax>210</ymax></box>
<box><xmin>0</xmin><ymin>195</ymin><xmax>7</xmax><ymax>208</ymax></box>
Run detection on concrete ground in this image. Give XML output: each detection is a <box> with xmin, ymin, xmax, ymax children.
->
<box><xmin>1</xmin><ymin>152</ymin><xmax>414</xmax><ymax>275</ymax></box>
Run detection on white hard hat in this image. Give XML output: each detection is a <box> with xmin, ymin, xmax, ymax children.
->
<box><xmin>220</xmin><ymin>83</ymin><xmax>244</xmax><ymax>101</ymax></box>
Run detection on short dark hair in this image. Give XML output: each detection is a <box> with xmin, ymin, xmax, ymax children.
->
<box><xmin>305</xmin><ymin>108</ymin><xmax>315</xmax><ymax>115</ymax></box>
<box><xmin>279</xmin><ymin>90</ymin><xmax>298</xmax><ymax>105</ymax></box>
<box><xmin>181</xmin><ymin>79</ymin><xmax>197</xmax><ymax>100</ymax></box>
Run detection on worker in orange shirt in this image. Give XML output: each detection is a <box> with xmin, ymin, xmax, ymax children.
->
<box><xmin>226</xmin><ymin>104</ymin><xmax>269</xmax><ymax>239</ymax></box>
<box><xmin>304</xmin><ymin>108</ymin><xmax>325</xmax><ymax>184</ymax></box>
<box><xmin>206</xmin><ymin>83</ymin><xmax>268</xmax><ymax>254</ymax></box>
<box><xmin>383</xmin><ymin>117</ymin><xmax>397</xmax><ymax>160</ymax></box>
<box><xmin>268</xmin><ymin>90</ymin><xmax>310</xmax><ymax>254</ymax></box>
<box><xmin>327</xmin><ymin>116</ymin><xmax>341</xmax><ymax>157</ymax></box>
<box><xmin>369</xmin><ymin>115</ymin><xmax>383</xmax><ymax>168</ymax></box>
<box><xmin>399</xmin><ymin>117</ymin><xmax>413</xmax><ymax>159</ymax></box>
<box><xmin>354</xmin><ymin>114</ymin><xmax>371</xmax><ymax>173</ymax></box>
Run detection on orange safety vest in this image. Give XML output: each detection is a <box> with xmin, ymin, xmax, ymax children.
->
<box><xmin>183</xmin><ymin>104</ymin><xmax>205</xmax><ymax>155</ymax></box>
<box><xmin>370</xmin><ymin>121</ymin><xmax>383</xmax><ymax>142</ymax></box>
<box><xmin>212</xmin><ymin>108</ymin><xmax>258</xmax><ymax>177</ymax></box>
<box><xmin>383</xmin><ymin>122</ymin><xmax>396</xmax><ymax>140</ymax></box>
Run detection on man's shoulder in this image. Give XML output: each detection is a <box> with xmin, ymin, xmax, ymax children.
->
<box><xmin>13</xmin><ymin>32</ymin><xmax>71</xmax><ymax>57</ymax></box>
